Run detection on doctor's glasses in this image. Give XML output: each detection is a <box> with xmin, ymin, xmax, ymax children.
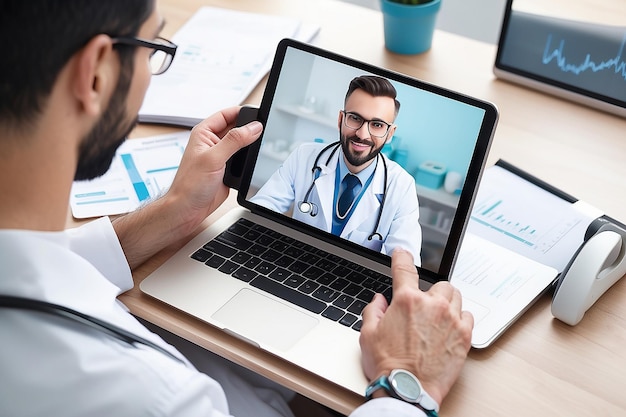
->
<box><xmin>341</xmin><ymin>111</ymin><xmax>392</xmax><ymax>138</ymax></box>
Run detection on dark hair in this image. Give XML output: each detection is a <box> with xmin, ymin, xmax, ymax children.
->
<box><xmin>344</xmin><ymin>75</ymin><xmax>401</xmax><ymax>116</ymax></box>
<box><xmin>0</xmin><ymin>0</ymin><xmax>154</xmax><ymax>128</ymax></box>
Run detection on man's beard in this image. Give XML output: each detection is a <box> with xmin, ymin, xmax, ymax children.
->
<box><xmin>339</xmin><ymin>132</ymin><xmax>384</xmax><ymax>168</ymax></box>
<box><xmin>74</xmin><ymin>68</ymin><xmax>137</xmax><ymax>181</ymax></box>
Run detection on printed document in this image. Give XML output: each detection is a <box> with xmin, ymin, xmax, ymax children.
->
<box><xmin>139</xmin><ymin>7</ymin><xmax>306</xmax><ymax>127</ymax></box>
<box><xmin>70</xmin><ymin>132</ymin><xmax>189</xmax><ymax>219</ymax></box>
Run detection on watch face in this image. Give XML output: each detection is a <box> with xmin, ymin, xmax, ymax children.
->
<box><xmin>391</xmin><ymin>370</ymin><xmax>421</xmax><ymax>402</ymax></box>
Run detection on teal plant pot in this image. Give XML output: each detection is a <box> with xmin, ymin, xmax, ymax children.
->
<box><xmin>380</xmin><ymin>0</ymin><xmax>442</xmax><ymax>55</ymax></box>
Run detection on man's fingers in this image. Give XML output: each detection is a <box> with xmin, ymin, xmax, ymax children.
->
<box><xmin>215</xmin><ymin>120</ymin><xmax>263</xmax><ymax>159</ymax></box>
<box><xmin>390</xmin><ymin>248</ymin><xmax>420</xmax><ymax>293</ymax></box>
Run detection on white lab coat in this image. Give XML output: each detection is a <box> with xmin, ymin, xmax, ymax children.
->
<box><xmin>252</xmin><ymin>142</ymin><xmax>422</xmax><ymax>264</ymax></box>
<box><xmin>0</xmin><ymin>217</ymin><xmax>425</xmax><ymax>417</ymax></box>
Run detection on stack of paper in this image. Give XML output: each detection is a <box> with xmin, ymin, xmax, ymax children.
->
<box><xmin>139</xmin><ymin>7</ymin><xmax>319</xmax><ymax>127</ymax></box>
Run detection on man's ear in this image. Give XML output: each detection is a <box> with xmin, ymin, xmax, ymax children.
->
<box><xmin>71</xmin><ymin>34</ymin><xmax>118</xmax><ymax>117</ymax></box>
<box><xmin>385</xmin><ymin>125</ymin><xmax>397</xmax><ymax>143</ymax></box>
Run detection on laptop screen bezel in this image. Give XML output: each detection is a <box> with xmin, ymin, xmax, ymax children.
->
<box><xmin>236</xmin><ymin>38</ymin><xmax>498</xmax><ymax>284</ymax></box>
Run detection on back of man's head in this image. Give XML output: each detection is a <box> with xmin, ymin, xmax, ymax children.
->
<box><xmin>0</xmin><ymin>0</ymin><xmax>154</xmax><ymax>130</ymax></box>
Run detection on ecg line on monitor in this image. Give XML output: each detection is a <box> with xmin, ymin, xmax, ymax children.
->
<box><xmin>541</xmin><ymin>33</ymin><xmax>626</xmax><ymax>81</ymax></box>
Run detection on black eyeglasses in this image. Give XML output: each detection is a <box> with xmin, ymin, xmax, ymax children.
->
<box><xmin>341</xmin><ymin>111</ymin><xmax>393</xmax><ymax>138</ymax></box>
<box><xmin>112</xmin><ymin>36</ymin><xmax>177</xmax><ymax>75</ymax></box>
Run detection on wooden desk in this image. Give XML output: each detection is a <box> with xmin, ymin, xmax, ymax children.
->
<box><xmin>113</xmin><ymin>1</ymin><xmax>626</xmax><ymax>415</ymax></box>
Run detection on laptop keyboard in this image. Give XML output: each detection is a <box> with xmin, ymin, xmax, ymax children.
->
<box><xmin>190</xmin><ymin>218</ymin><xmax>393</xmax><ymax>331</ymax></box>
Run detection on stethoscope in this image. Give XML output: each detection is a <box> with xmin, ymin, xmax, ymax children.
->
<box><xmin>297</xmin><ymin>141</ymin><xmax>388</xmax><ymax>241</ymax></box>
<box><xmin>0</xmin><ymin>295</ymin><xmax>186</xmax><ymax>365</ymax></box>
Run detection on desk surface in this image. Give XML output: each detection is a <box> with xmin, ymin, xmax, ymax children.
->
<box><xmin>105</xmin><ymin>0</ymin><xmax>626</xmax><ymax>415</ymax></box>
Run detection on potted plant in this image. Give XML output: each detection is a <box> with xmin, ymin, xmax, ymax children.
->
<box><xmin>380</xmin><ymin>0</ymin><xmax>442</xmax><ymax>54</ymax></box>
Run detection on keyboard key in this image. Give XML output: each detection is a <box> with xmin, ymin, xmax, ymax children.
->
<box><xmin>312</xmin><ymin>286</ymin><xmax>339</xmax><ymax>302</ymax></box>
<box><xmin>299</xmin><ymin>252</ymin><xmax>320</xmax><ymax>264</ymax></box>
<box><xmin>191</xmin><ymin>248</ymin><xmax>211</xmax><ymax>262</ymax></box>
<box><xmin>218</xmin><ymin>260</ymin><xmax>238</xmax><ymax>275</ymax></box>
<box><xmin>316</xmin><ymin>273</ymin><xmax>336</xmax><ymax>286</ymax></box>
<box><xmin>233</xmin><ymin>267</ymin><xmax>256</xmax><ymax>282</ymax></box>
<box><xmin>203</xmin><ymin>240</ymin><xmax>237</xmax><ymax>258</ymax></box>
<box><xmin>260</xmin><ymin>249</ymin><xmax>281</xmax><ymax>262</ymax></box>
<box><xmin>243</xmin><ymin>229</ymin><xmax>262</xmax><ymax>241</ymax></box>
<box><xmin>352</xmin><ymin>320</ymin><xmax>363</xmax><ymax>331</ymax></box>
<box><xmin>231</xmin><ymin>252</ymin><xmax>252</xmax><ymax>265</ymax></box>
<box><xmin>250</xmin><ymin>276</ymin><xmax>325</xmax><ymax>314</ymax></box>
<box><xmin>269</xmin><ymin>267</ymin><xmax>291</xmax><ymax>282</ymax></box>
<box><xmin>288</xmin><ymin>260</ymin><xmax>309</xmax><ymax>274</ymax></box>
<box><xmin>298</xmin><ymin>280</ymin><xmax>319</xmax><ymax>294</ymax></box>
<box><xmin>205</xmin><ymin>254</ymin><xmax>226</xmax><ymax>269</ymax></box>
<box><xmin>356</xmin><ymin>288</ymin><xmax>375</xmax><ymax>302</ymax></box>
<box><xmin>302</xmin><ymin>266</ymin><xmax>323</xmax><ymax>280</ymax></box>
<box><xmin>316</xmin><ymin>258</ymin><xmax>337</xmax><ymax>270</ymax></box>
<box><xmin>243</xmin><ymin>256</ymin><xmax>262</xmax><ymax>269</ymax></box>
<box><xmin>284</xmin><ymin>246</ymin><xmax>304</xmax><ymax>258</ymax></box>
<box><xmin>332</xmin><ymin>265</ymin><xmax>351</xmax><ymax>277</ymax></box>
<box><xmin>333</xmin><ymin>294</ymin><xmax>354</xmax><ymax>309</ymax></box>
<box><xmin>346</xmin><ymin>271</ymin><xmax>366</xmax><ymax>284</ymax></box>
<box><xmin>228</xmin><ymin>222</ymin><xmax>249</xmax><ymax>236</ymax></box>
<box><xmin>274</xmin><ymin>255</ymin><xmax>295</xmax><ymax>268</ymax></box>
<box><xmin>329</xmin><ymin>278</ymin><xmax>349</xmax><ymax>291</ymax></box>
<box><xmin>237</xmin><ymin>218</ymin><xmax>255</xmax><ymax>228</ymax></box>
<box><xmin>339</xmin><ymin>314</ymin><xmax>358</xmax><ymax>327</ymax></box>
<box><xmin>284</xmin><ymin>275</ymin><xmax>306</xmax><ymax>288</ymax></box>
<box><xmin>215</xmin><ymin>231</ymin><xmax>253</xmax><ymax>251</ymax></box>
<box><xmin>256</xmin><ymin>234</ymin><xmax>275</xmax><ymax>247</ymax></box>
<box><xmin>343</xmin><ymin>283</ymin><xmax>362</xmax><ymax>296</ymax></box>
<box><xmin>322</xmin><ymin>306</ymin><xmax>344</xmax><ymax>321</ymax></box>
<box><xmin>269</xmin><ymin>241</ymin><xmax>289</xmax><ymax>252</ymax></box>
<box><xmin>254</xmin><ymin>261</ymin><xmax>276</xmax><ymax>276</ymax></box>
<box><xmin>248</xmin><ymin>244</ymin><xmax>267</xmax><ymax>256</ymax></box>
<box><xmin>347</xmin><ymin>299</ymin><xmax>368</xmax><ymax>315</ymax></box>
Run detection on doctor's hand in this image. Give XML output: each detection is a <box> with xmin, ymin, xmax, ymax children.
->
<box><xmin>359</xmin><ymin>249</ymin><xmax>474</xmax><ymax>408</ymax></box>
<box><xmin>167</xmin><ymin>106</ymin><xmax>263</xmax><ymax>236</ymax></box>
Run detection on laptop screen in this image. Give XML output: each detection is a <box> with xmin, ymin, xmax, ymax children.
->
<box><xmin>494</xmin><ymin>0</ymin><xmax>626</xmax><ymax>117</ymax></box>
<box><xmin>239</xmin><ymin>39</ymin><xmax>498</xmax><ymax>283</ymax></box>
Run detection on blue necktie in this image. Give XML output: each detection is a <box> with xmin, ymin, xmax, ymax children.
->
<box><xmin>337</xmin><ymin>174</ymin><xmax>361</xmax><ymax>219</ymax></box>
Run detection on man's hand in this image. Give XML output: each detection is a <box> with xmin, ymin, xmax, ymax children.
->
<box><xmin>359</xmin><ymin>249</ymin><xmax>474</xmax><ymax>407</ymax></box>
<box><xmin>113</xmin><ymin>106</ymin><xmax>262</xmax><ymax>269</ymax></box>
<box><xmin>166</xmin><ymin>106</ymin><xmax>263</xmax><ymax>236</ymax></box>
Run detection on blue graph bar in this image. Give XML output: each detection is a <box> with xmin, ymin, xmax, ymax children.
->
<box><xmin>121</xmin><ymin>154</ymin><xmax>150</xmax><ymax>202</ymax></box>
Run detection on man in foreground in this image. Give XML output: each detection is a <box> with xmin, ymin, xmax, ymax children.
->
<box><xmin>0</xmin><ymin>1</ymin><xmax>473</xmax><ymax>416</ymax></box>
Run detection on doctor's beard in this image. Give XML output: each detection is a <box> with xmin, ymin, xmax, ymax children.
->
<box><xmin>340</xmin><ymin>132</ymin><xmax>385</xmax><ymax>168</ymax></box>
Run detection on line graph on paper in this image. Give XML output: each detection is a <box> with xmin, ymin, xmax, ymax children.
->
<box><xmin>542</xmin><ymin>32</ymin><xmax>626</xmax><ymax>82</ymax></box>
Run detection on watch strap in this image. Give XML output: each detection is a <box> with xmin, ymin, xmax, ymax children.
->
<box><xmin>365</xmin><ymin>374</ymin><xmax>439</xmax><ymax>417</ymax></box>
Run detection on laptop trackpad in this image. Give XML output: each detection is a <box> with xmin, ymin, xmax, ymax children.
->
<box><xmin>212</xmin><ymin>289</ymin><xmax>319</xmax><ymax>351</ymax></box>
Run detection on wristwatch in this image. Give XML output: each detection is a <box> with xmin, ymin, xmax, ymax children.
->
<box><xmin>365</xmin><ymin>369</ymin><xmax>439</xmax><ymax>417</ymax></box>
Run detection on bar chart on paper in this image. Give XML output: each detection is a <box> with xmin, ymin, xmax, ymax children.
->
<box><xmin>466</xmin><ymin>165</ymin><xmax>601</xmax><ymax>272</ymax></box>
<box><xmin>70</xmin><ymin>132</ymin><xmax>190</xmax><ymax>219</ymax></box>
<box><xmin>470</xmin><ymin>196</ymin><xmax>583</xmax><ymax>254</ymax></box>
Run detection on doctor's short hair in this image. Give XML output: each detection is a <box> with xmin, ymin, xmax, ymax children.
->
<box><xmin>0</xmin><ymin>0</ymin><xmax>155</xmax><ymax>130</ymax></box>
<box><xmin>345</xmin><ymin>75</ymin><xmax>401</xmax><ymax>116</ymax></box>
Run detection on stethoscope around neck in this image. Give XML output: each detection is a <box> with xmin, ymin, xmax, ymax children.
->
<box><xmin>297</xmin><ymin>141</ymin><xmax>388</xmax><ymax>241</ymax></box>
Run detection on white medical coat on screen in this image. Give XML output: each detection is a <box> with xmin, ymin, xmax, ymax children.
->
<box><xmin>251</xmin><ymin>142</ymin><xmax>422</xmax><ymax>264</ymax></box>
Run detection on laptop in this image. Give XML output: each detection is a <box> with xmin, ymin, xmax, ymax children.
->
<box><xmin>493</xmin><ymin>0</ymin><xmax>626</xmax><ymax>118</ymax></box>
<box><xmin>140</xmin><ymin>38</ymin><xmax>498</xmax><ymax>396</ymax></box>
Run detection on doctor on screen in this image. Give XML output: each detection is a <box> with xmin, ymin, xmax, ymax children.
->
<box><xmin>251</xmin><ymin>75</ymin><xmax>422</xmax><ymax>264</ymax></box>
